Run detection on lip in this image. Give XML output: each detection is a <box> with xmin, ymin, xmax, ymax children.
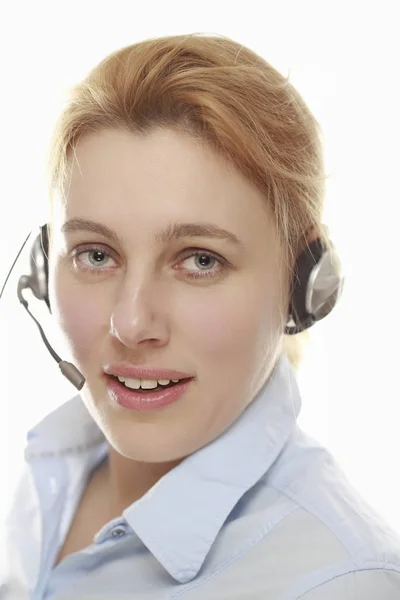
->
<box><xmin>106</xmin><ymin>375</ymin><xmax>193</xmax><ymax>411</ymax></box>
<box><xmin>103</xmin><ymin>364</ymin><xmax>194</xmax><ymax>381</ymax></box>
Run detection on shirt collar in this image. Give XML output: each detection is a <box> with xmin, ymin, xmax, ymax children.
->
<box><xmin>25</xmin><ymin>353</ymin><xmax>301</xmax><ymax>583</ymax></box>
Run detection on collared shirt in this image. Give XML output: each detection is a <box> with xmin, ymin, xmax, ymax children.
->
<box><xmin>1</xmin><ymin>354</ymin><xmax>400</xmax><ymax>599</ymax></box>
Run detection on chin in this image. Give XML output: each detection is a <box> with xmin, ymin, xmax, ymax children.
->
<box><xmin>110</xmin><ymin>431</ymin><xmax>192</xmax><ymax>463</ymax></box>
<box><xmin>97</xmin><ymin>411</ymin><xmax>195</xmax><ymax>463</ymax></box>
<box><xmin>82</xmin><ymin>379</ymin><xmax>207</xmax><ymax>463</ymax></box>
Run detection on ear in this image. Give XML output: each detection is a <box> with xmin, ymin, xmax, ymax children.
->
<box><xmin>305</xmin><ymin>226</ymin><xmax>319</xmax><ymax>245</ymax></box>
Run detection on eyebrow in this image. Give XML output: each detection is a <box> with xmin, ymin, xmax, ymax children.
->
<box><xmin>61</xmin><ymin>218</ymin><xmax>242</xmax><ymax>247</ymax></box>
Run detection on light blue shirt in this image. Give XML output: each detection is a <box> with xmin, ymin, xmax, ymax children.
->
<box><xmin>2</xmin><ymin>354</ymin><xmax>400</xmax><ymax>599</ymax></box>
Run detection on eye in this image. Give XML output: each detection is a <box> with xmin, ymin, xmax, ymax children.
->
<box><xmin>70</xmin><ymin>244</ymin><xmax>229</xmax><ymax>280</ymax></box>
<box><xmin>71</xmin><ymin>245</ymin><xmax>117</xmax><ymax>271</ymax></box>
<box><xmin>177</xmin><ymin>249</ymin><xmax>228</xmax><ymax>279</ymax></box>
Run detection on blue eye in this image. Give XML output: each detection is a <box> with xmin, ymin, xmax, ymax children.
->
<box><xmin>178</xmin><ymin>250</ymin><xmax>227</xmax><ymax>279</ymax></box>
<box><xmin>86</xmin><ymin>250</ymin><xmax>109</xmax><ymax>266</ymax></box>
<box><xmin>72</xmin><ymin>246</ymin><xmax>117</xmax><ymax>271</ymax></box>
<box><xmin>71</xmin><ymin>245</ymin><xmax>228</xmax><ymax>279</ymax></box>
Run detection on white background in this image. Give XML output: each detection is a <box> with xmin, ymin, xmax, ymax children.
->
<box><xmin>0</xmin><ymin>0</ymin><xmax>399</xmax><ymax>533</ymax></box>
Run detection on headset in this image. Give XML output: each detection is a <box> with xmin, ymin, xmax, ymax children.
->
<box><xmin>0</xmin><ymin>224</ymin><xmax>345</xmax><ymax>392</ymax></box>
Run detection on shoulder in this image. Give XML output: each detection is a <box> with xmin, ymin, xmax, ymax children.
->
<box><xmin>296</xmin><ymin>569</ymin><xmax>400</xmax><ymax>599</ymax></box>
<box><xmin>0</xmin><ymin>464</ymin><xmax>42</xmax><ymax>596</ymax></box>
<box><xmin>178</xmin><ymin>490</ymin><xmax>400</xmax><ymax>599</ymax></box>
<box><xmin>5</xmin><ymin>465</ymin><xmax>39</xmax><ymax>527</ymax></box>
<box><xmin>256</xmin><ymin>428</ymin><xmax>400</xmax><ymax>597</ymax></box>
<box><xmin>3</xmin><ymin>464</ymin><xmax>41</xmax><ymax>552</ymax></box>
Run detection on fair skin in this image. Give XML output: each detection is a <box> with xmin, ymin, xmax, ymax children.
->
<box><xmin>48</xmin><ymin>127</ymin><xmax>290</xmax><ymax>554</ymax></box>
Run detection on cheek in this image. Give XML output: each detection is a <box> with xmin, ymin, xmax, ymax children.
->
<box><xmin>51</xmin><ymin>275</ymin><xmax>108</xmax><ymax>363</ymax></box>
<box><xmin>178</xmin><ymin>280</ymin><xmax>282</xmax><ymax>365</ymax></box>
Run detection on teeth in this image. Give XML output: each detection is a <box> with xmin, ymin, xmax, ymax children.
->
<box><xmin>117</xmin><ymin>376</ymin><xmax>181</xmax><ymax>390</ymax></box>
<box><xmin>138</xmin><ymin>379</ymin><xmax>158</xmax><ymax>390</ymax></box>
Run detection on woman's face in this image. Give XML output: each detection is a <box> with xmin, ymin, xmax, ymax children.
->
<box><xmin>49</xmin><ymin>128</ymin><xmax>289</xmax><ymax>462</ymax></box>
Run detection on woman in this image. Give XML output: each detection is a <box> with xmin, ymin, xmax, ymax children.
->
<box><xmin>3</xmin><ymin>33</ymin><xmax>400</xmax><ymax>599</ymax></box>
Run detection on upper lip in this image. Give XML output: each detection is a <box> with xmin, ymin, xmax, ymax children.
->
<box><xmin>103</xmin><ymin>364</ymin><xmax>194</xmax><ymax>381</ymax></box>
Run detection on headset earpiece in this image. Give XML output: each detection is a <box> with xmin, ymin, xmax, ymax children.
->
<box><xmin>27</xmin><ymin>224</ymin><xmax>51</xmax><ymax>311</ymax></box>
<box><xmin>284</xmin><ymin>238</ymin><xmax>344</xmax><ymax>335</ymax></box>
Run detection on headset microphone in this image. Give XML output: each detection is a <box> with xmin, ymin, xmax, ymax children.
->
<box><xmin>17</xmin><ymin>276</ymin><xmax>85</xmax><ymax>390</ymax></box>
<box><xmin>1</xmin><ymin>230</ymin><xmax>85</xmax><ymax>391</ymax></box>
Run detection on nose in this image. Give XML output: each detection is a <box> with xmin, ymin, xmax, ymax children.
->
<box><xmin>109</xmin><ymin>279</ymin><xmax>170</xmax><ymax>350</ymax></box>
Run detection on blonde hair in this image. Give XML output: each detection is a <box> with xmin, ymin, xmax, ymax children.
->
<box><xmin>49</xmin><ymin>33</ymin><xmax>331</xmax><ymax>369</ymax></box>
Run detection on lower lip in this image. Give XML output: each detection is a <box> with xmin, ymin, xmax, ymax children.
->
<box><xmin>106</xmin><ymin>376</ymin><xmax>193</xmax><ymax>411</ymax></box>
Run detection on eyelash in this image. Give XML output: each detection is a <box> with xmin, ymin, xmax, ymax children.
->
<box><xmin>70</xmin><ymin>244</ymin><xmax>228</xmax><ymax>280</ymax></box>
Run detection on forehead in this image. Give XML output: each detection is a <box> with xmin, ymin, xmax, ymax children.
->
<box><xmin>58</xmin><ymin>128</ymin><xmax>277</xmax><ymax>249</ymax></box>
